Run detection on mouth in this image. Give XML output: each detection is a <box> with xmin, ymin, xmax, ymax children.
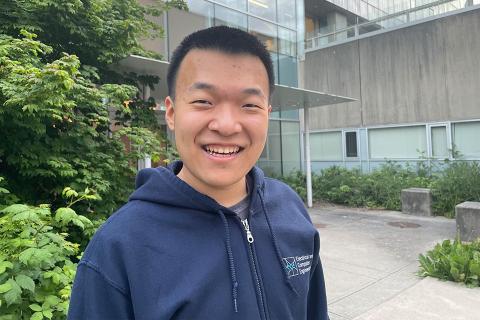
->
<box><xmin>202</xmin><ymin>144</ymin><xmax>243</xmax><ymax>157</ymax></box>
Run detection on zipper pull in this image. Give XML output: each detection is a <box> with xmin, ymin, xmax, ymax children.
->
<box><xmin>241</xmin><ymin>219</ymin><xmax>254</xmax><ymax>243</ymax></box>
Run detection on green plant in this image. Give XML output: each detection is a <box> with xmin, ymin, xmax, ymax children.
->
<box><xmin>0</xmin><ymin>32</ymin><xmax>162</xmax><ymax>217</ymax></box>
<box><xmin>431</xmin><ymin>161</ymin><xmax>480</xmax><ymax>218</ymax></box>
<box><xmin>419</xmin><ymin>238</ymin><xmax>480</xmax><ymax>287</ymax></box>
<box><xmin>0</xmin><ymin>187</ymin><xmax>95</xmax><ymax>319</ymax></box>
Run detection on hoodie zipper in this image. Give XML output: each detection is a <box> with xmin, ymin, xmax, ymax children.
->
<box><xmin>241</xmin><ymin>218</ymin><xmax>269</xmax><ymax>320</ymax></box>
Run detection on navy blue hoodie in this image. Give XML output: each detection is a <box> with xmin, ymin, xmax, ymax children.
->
<box><xmin>68</xmin><ymin>161</ymin><xmax>328</xmax><ymax>319</ymax></box>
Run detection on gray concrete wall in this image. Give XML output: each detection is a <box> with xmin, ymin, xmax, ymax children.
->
<box><xmin>304</xmin><ymin>8</ymin><xmax>480</xmax><ymax>130</ymax></box>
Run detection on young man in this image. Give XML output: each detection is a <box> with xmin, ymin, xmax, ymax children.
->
<box><xmin>68</xmin><ymin>26</ymin><xmax>328</xmax><ymax>320</ymax></box>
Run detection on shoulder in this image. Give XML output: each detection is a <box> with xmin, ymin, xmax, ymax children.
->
<box><xmin>81</xmin><ymin>200</ymin><xmax>162</xmax><ymax>262</ymax></box>
<box><xmin>264</xmin><ymin>177</ymin><xmax>304</xmax><ymax>205</ymax></box>
<box><xmin>262</xmin><ymin>177</ymin><xmax>312</xmax><ymax>224</ymax></box>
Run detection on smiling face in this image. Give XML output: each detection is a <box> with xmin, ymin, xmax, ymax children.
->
<box><xmin>165</xmin><ymin>49</ymin><xmax>271</xmax><ymax>205</ymax></box>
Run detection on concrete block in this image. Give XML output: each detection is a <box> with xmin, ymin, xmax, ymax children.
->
<box><xmin>455</xmin><ymin>201</ymin><xmax>480</xmax><ymax>242</ymax></box>
<box><xmin>401</xmin><ymin>188</ymin><xmax>433</xmax><ymax>217</ymax></box>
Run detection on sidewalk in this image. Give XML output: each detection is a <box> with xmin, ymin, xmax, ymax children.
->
<box><xmin>308</xmin><ymin>204</ymin><xmax>480</xmax><ymax>320</ymax></box>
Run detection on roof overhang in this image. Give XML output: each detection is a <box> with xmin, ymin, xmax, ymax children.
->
<box><xmin>115</xmin><ymin>55</ymin><xmax>355</xmax><ymax>110</ymax></box>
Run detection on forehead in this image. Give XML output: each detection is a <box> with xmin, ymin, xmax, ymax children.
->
<box><xmin>175</xmin><ymin>49</ymin><xmax>269</xmax><ymax>95</ymax></box>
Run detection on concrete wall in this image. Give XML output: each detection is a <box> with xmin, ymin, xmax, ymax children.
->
<box><xmin>304</xmin><ymin>8</ymin><xmax>480</xmax><ymax>130</ymax></box>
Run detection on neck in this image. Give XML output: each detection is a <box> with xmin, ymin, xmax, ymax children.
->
<box><xmin>177</xmin><ymin>170</ymin><xmax>248</xmax><ymax>207</ymax></box>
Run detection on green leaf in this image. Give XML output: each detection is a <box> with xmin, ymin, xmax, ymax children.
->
<box><xmin>1</xmin><ymin>204</ymin><xmax>30</xmax><ymax>215</ymax></box>
<box><xmin>30</xmin><ymin>312</ymin><xmax>43</xmax><ymax>320</ymax></box>
<box><xmin>30</xmin><ymin>304</ymin><xmax>42</xmax><ymax>312</ymax></box>
<box><xmin>19</xmin><ymin>248</ymin><xmax>53</xmax><ymax>267</ymax></box>
<box><xmin>4</xmin><ymin>279</ymin><xmax>22</xmax><ymax>306</ymax></box>
<box><xmin>43</xmin><ymin>295</ymin><xmax>60</xmax><ymax>307</ymax></box>
<box><xmin>42</xmin><ymin>309</ymin><xmax>53</xmax><ymax>319</ymax></box>
<box><xmin>16</xmin><ymin>274</ymin><xmax>35</xmax><ymax>292</ymax></box>
<box><xmin>0</xmin><ymin>261</ymin><xmax>13</xmax><ymax>274</ymax></box>
<box><xmin>0</xmin><ymin>187</ymin><xmax>9</xmax><ymax>194</ymax></box>
<box><xmin>0</xmin><ymin>281</ymin><xmax>12</xmax><ymax>293</ymax></box>
<box><xmin>54</xmin><ymin>207</ymin><xmax>77</xmax><ymax>225</ymax></box>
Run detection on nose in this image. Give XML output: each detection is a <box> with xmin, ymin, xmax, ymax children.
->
<box><xmin>207</xmin><ymin>105</ymin><xmax>242</xmax><ymax>136</ymax></box>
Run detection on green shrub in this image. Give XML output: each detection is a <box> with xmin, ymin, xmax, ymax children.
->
<box><xmin>0</xmin><ymin>188</ymin><xmax>95</xmax><ymax>319</ymax></box>
<box><xmin>279</xmin><ymin>171</ymin><xmax>307</xmax><ymax>201</ymax></box>
<box><xmin>419</xmin><ymin>238</ymin><xmax>480</xmax><ymax>287</ymax></box>
<box><xmin>431</xmin><ymin>162</ymin><xmax>480</xmax><ymax>218</ymax></box>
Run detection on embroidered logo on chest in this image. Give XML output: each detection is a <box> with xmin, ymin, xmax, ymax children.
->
<box><xmin>282</xmin><ymin>254</ymin><xmax>313</xmax><ymax>278</ymax></box>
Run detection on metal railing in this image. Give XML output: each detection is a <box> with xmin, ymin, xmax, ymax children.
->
<box><xmin>305</xmin><ymin>0</ymin><xmax>478</xmax><ymax>50</ymax></box>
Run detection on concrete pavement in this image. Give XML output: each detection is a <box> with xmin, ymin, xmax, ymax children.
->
<box><xmin>308</xmin><ymin>204</ymin><xmax>480</xmax><ymax>320</ymax></box>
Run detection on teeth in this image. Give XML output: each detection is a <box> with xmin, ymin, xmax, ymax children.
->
<box><xmin>205</xmin><ymin>145</ymin><xmax>240</xmax><ymax>154</ymax></box>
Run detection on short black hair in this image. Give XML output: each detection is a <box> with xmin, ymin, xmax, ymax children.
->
<box><xmin>167</xmin><ymin>26</ymin><xmax>275</xmax><ymax>100</ymax></box>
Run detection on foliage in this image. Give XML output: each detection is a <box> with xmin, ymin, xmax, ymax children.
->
<box><xmin>278</xmin><ymin>160</ymin><xmax>479</xmax><ymax>217</ymax></box>
<box><xmin>0</xmin><ymin>0</ymin><xmax>187</xmax><ymax>73</ymax></box>
<box><xmin>0</xmin><ymin>187</ymin><xmax>95</xmax><ymax>319</ymax></box>
<box><xmin>0</xmin><ymin>33</ymin><xmax>162</xmax><ymax>216</ymax></box>
<box><xmin>419</xmin><ymin>238</ymin><xmax>480</xmax><ymax>287</ymax></box>
<box><xmin>430</xmin><ymin>161</ymin><xmax>480</xmax><ymax>218</ymax></box>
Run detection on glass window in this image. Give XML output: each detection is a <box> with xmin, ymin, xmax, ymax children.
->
<box><xmin>431</xmin><ymin>126</ymin><xmax>449</xmax><ymax>158</ymax></box>
<box><xmin>345</xmin><ymin>131</ymin><xmax>358</xmax><ymax>158</ymax></box>
<box><xmin>368</xmin><ymin>126</ymin><xmax>427</xmax><ymax>159</ymax></box>
<box><xmin>453</xmin><ymin>122</ymin><xmax>480</xmax><ymax>158</ymax></box>
<box><xmin>277</xmin><ymin>0</ymin><xmax>296</xmax><ymax>28</ymax></box>
<box><xmin>214</xmin><ymin>0</ymin><xmax>247</xmax><ymax>11</ymax></box>
<box><xmin>248</xmin><ymin>0</ymin><xmax>276</xmax><ymax>21</ymax></box>
<box><xmin>311</xmin><ymin>131</ymin><xmax>343</xmax><ymax>161</ymax></box>
<box><xmin>281</xmin><ymin>121</ymin><xmax>301</xmax><ymax>173</ymax></box>
<box><xmin>259</xmin><ymin>119</ymin><xmax>282</xmax><ymax>175</ymax></box>
<box><xmin>278</xmin><ymin>54</ymin><xmax>297</xmax><ymax>86</ymax></box>
<box><xmin>169</xmin><ymin>1</ymin><xmax>213</xmax><ymax>59</ymax></box>
<box><xmin>278</xmin><ymin>27</ymin><xmax>296</xmax><ymax>56</ymax></box>
<box><xmin>248</xmin><ymin>17</ymin><xmax>277</xmax><ymax>52</ymax></box>
<box><xmin>214</xmin><ymin>5</ymin><xmax>247</xmax><ymax>30</ymax></box>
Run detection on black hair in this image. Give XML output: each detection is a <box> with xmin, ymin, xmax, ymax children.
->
<box><xmin>167</xmin><ymin>26</ymin><xmax>275</xmax><ymax>100</ymax></box>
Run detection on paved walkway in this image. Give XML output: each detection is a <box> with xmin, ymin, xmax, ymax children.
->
<box><xmin>308</xmin><ymin>204</ymin><xmax>480</xmax><ymax>320</ymax></box>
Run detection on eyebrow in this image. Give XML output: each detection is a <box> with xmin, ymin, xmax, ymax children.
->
<box><xmin>188</xmin><ymin>82</ymin><xmax>266</xmax><ymax>99</ymax></box>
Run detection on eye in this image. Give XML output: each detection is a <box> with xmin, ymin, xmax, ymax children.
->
<box><xmin>191</xmin><ymin>100</ymin><xmax>212</xmax><ymax>106</ymax></box>
<box><xmin>243</xmin><ymin>103</ymin><xmax>261</xmax><ymax>109</ymax></box>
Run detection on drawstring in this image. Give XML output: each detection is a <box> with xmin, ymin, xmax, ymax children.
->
<box><xmin>218</xmin><ymin>210</ymin><xmax>239</xmax><ymax>313</ymax></box>
<box><xmin>257</xmin><ymin>189</ymin><xmax>299</xmax><ymax>295</ymax></box>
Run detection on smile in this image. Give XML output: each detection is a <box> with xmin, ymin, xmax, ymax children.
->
<box><xmin>203</xmin><ymin>145</ymin><xmax>242</xmax><ymax>157</ymax></box>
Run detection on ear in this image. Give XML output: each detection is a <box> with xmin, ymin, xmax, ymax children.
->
<box><xmin>268</xmin><ymin>105</ymin><xmax>272</xmax><ymax>114</ymax></box>
<box><xmin>165</xmin><ymin>96</ymin><xmax>175</xmax><ymax>131</ymax></box>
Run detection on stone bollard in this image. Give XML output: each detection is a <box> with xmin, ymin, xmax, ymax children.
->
<box><xmin>401</xmin><ymin>188</ymin><xmax>433</xmax><ymax>216</ymax></box>
<box><xmin>456</xmin><ymin>202</ymin><xmax>480</xmax><ymax>242</ymax></box>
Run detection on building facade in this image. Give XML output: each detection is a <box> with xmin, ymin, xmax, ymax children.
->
<box><xmin>139</xmin><ymin>0</ymin><xmax>308</xmax><ymax>176</ymax></box>
<box><xmin>133</xmin><ymin>0</ymin><xmax>480</xmax><ymax>175</ymax></box>
<box><xmin>302</xmin><ymin>0</ymin><xmax>480</xmax><ymax>172</ymax></box>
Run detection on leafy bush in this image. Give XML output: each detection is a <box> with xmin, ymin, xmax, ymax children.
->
<box><xmin>0</xmin><ymin>188</ymin><xmax>95</xmax><ymax>319</ymax></box>
<box><xmin>419</xmin><ymin>238</ymin><xmax>480</xmax><ymax>287</ymax></box>
<box><xmin>0</xmin><ymin>32</ymin><xmax>161</xmax><ymax>217</ymax></box>
<box><xmin>278</xmin><ymin>160</ymin><xmax>480</xmax><ymax>217</ymax></box>
<box><xmin>431</xmin><ymin>162</ymin><xmax>480</xmax><ymax>218</ymax></box>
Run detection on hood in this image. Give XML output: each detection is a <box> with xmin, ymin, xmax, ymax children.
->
<box><xmin>129</xmin><ymin>160</ymin><xmax>265</xmax><ymax>214</ymax></box>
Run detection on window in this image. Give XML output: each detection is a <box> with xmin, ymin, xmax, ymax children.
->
<box><xmin>214</xmin><ymin>5</ymin><xmax>247</xmax><ymax>30</ymax></box>
<box><xmin>277</xmin><ymin>0</ymin><xmax>296</xmax><ymax>28</ymax></box>
<box><xmin>248</xmin><ymin>17</ymin><xmax>277</xmax><ymax>52</ymax></box>
<box><xmin>281</xmin><ymin>121</ymin><xmax>301</xmax><ymax>173</ymax></box>
<box><xmin>430</xmin><ymin>126</ymin><xmax>449</xmax><ymax>158</ymax></box>
<box><xmin>311</xmin><ymin>131</ymin><xmax>343</xmax><ymax>161</ymax></box>
<box><xmin>452</xmin><ymin>121</ymin><xmax>480</xmax><ymax>158</ymax></box>
<box><xmin>345</xmin><ymin>131</ymin><xmax>358</xmax><ymax>158</ymax></box>
<box><xmin>368</xmin><ymin>126</ymin><xmax>427</xmax><ymax>159</ymax></box>
<box><xmin>248</xmin><ymin>0</ymin><xmax>276</xmax><ymax>21</ymax></box>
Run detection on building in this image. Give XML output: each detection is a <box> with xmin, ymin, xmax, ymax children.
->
<box><xmin>303</xmin><ymin>0</ymin><xmax>480</xmax><ymax>172</ymax></box>
<box><xmin>121</xmin><ymin>0</ymin><xmax>480</xmax><ymax>178</ymax></box>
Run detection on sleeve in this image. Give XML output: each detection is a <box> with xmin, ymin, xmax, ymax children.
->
<box><xmin>307</xmin><ymin>232</ymin><xmax>329</xmax><ymax>320</ymax></box>
<box><xmin>68</xmin><ymin>261</ymin><xmax>134</xmax><ymax>320</ymax></box>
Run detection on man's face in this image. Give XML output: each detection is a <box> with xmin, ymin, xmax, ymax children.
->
<box><xmin>165</xmin><ymin>49</ymin><xmax>271</xmax><ymax>194</ymax></box>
